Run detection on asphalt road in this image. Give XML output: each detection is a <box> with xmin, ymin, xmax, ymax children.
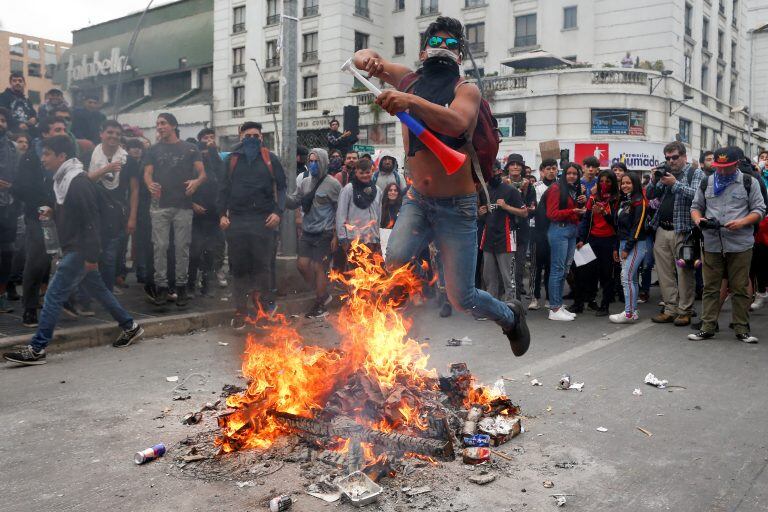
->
<box><xmin>2</xmin><ymin>294</ymin><xmax>767</xmax><ymax>512</ymax></box>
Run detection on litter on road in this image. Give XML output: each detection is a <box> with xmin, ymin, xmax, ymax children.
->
<box><xmin>637</xmin><ymin>427</ymin><xmax>653</xmax><ymax>437</ymax></box>
<box><xmin>633</xmin><ymin>389</ymin><xmax>643</xmax><ymax>396</ymax></box>
<box><xmin>644</xmin><ymin>372</ymin><xmax>668</xmax><ymax>389</ymax></box>
<box><xmin>531</xmin><ymin>379</ymin><xmax>542</xmax><ymax>386</ymax></box>
<box><xmin>166</xmin><ymin>376</ymin><xmax>179</xmax><ymax>382</ymax></box>
<box><xmin>596</xmin><ymin>427</ymin><xmax>608</xmax><ymax>433</ymax></box>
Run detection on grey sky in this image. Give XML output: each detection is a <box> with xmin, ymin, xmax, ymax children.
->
<box><xmin>1</xmin><ymin>0</ymin><xmax>177</xmax><ymax>43</ymax></box>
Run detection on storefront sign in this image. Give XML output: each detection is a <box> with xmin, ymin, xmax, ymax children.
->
<box><xmin>66</xmin><ymin>47</ymin><xmax>130</xmax><ymax>86</ymax></box>
<box><xmin>591</xmin><ymin>109</ymin><xmax>646</xmax><ymax>136</ymax></box>
<box><xmin>562</xmin><ymin>141</ymin><xmax>665</xmax><ymax>170</ymax></box>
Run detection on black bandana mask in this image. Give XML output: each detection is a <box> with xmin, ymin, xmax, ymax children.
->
<box><xmin>351</xmin><ymin>174</ymin><xmax>377</xmax><ymax>210</ymax></box>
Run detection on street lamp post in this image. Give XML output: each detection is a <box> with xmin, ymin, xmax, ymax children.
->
<box><xmin>279</xmin><ymin>0</ymin><xmax>298</xmax><ymax>256</ymax></box>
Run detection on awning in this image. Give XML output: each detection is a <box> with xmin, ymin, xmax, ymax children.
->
<box><xmin>501</xmin><ymin>50</ymin><xmax>574</xmax><ymax>70</ymax></box>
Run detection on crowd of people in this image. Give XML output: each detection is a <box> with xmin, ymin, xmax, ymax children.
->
<box><xmin>1</xmin><ymin>13</ymin><xmax>766</xmax><ymax>366</ymax></box>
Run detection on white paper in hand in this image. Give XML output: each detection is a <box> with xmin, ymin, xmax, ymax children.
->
<box><xmin>574</xmin><ymin>243</ymin><xmax>597</xmax><ymax>267</ymax></box>
<box><xmin>380</xmin><ymin>228</ymin><xmax>392</xmax><ymax>260</ymax></box>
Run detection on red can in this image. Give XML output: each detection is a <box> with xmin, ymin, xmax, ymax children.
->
<box><xmin>462</xmin><ymin>447</ymin><xmax>491</xmax><ymax>465</ymax></box>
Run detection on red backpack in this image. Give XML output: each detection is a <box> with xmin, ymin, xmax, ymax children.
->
<box><xmin>398</xmin><ymin>72</ymin><xmax>501</xmax><ymax>185</ymax></box>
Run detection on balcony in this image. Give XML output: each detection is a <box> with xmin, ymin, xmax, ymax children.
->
<box><xmin>301</xmin><ymin>99</ymin><xmax>318</xmax><ymax>111</ymax></box>
<box><xmin>481</xmin><ymin>75</ymin><xmax>528</xmax><ymax>91</ymax></box>
<box><xmin>266</xmin><ymin>57</ymin><xmax>281</xmax><ymax>68</ymax></box>
<box><xmin>420</xmin><ymin>5</ymin><xmax>438</xmax><ymax>16</ymax></box>
<box><xmin>514</xmin><ymin>36</ymin><xmax>537</xmax><ymax>48</ymax></box>
<box><xmin>355</xmin><ymin>6</ymin><xmax>369</xmax><ymax>17</ymax></box>
<box><xmin>232</xmin><ymin>108</ymin><xmax>245</xmax><ymax>118</ymax></box>
<box><xmin>266</xmin><ymin>104</ymin><xmax>280</xmax><ymax>114</ymax></box>
<box><xmin>266</xmin><ymin>14</ymin><xmax>280</xmax><ymax>26</ymax></box>
<box><xmin>303</xmin><ymin>5</ymin><xmax>318</xmax><ymax>17</ymax></box>
<box><xmin>356</xmin><ymin>92</ymin><xmax>375</xmax><ymax>105</ymax></box>
<box><xmin>592</xmin><ymin>70</ymin><xmax>647</xmax><ymax>85</ymax></box>
<box><xmin>302</xmin><ymin>51</ymin><xmax>318</xmax><ymax>63</ymax></box>
<box><xmin>232</xmin><ymin>22</ymin><xmax>245</xmax><ymax>34</ymax></box>
<box><xmin>232</xmin><ymin>63</ymin><xmax>245</xmax><ymax>74</ymax></box>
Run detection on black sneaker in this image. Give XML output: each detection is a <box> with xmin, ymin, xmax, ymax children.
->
<box><xmin>595</xmin><ymin>307</ymin><xmax>609</xmax><ymax>317</ymax></box>
<box><xmin>176</xmin><ymin>287</ymin><xmax>189</xmax><ymax>308</ymax></box>
<box><xmin>144</xmin><ymin>283</ymin><xmax>157</xmax><ymax>303</ymax></box>
<box><xmin>231</xmin><ymin>315</ymin><xmax>246</xmax><ymax>330</ymax></box>
<box><xmin>6</xmin><ymin>285</ymin><xmax>20</xmax><ymax>301</ymax></box>
<box><xmin>587</xmin><ymin>301</ymin><xmax>600</xmax><ymax>311</ymax></box>
<box><xmin>113</xmin><ymin>322</ymin><xmax>144</xmax><ymax>348</ymax></box>
<box><xmin>305</xmin><ymin>303</ymin><xmax>328</xmax><ymax>319</ymax></box>
<box><xmin>567</xmin><ymin>303</ymin><xmax>584</xmax><ymax>314</ymax></box>
<box><xmin>22</xmin><ymin>309</ymin><xmax>38</xmax><ymax>328</ymax></box>
<box><xmin>504</xmin><ymin>300</ymin><xmax>530</xmax><ymax>357</ymax></box>
<box><xmin>439</xmin><ymin>302</ymin><xmax>453</xmax><ymax>318</ymax></box>
<box><xmin>4</xmin><ymin>345</ymin><xmax>46</xmax><ymax>365</ymax></box>
<box><xmin>154</xmin><ymin>287</ymin><xmax>168</xmax><ymax>306</ymax></box>
<box><xmin>688</xmin><ymin>330</ymin><xmax>715</xmax><ymax>341</ymax></box>
<box><xmin>736</xmin><ymin>333</ymin><xmax>758</xmax><ymax>344</ymax></box>
<box><xmin>61</xmin><ymin>301</ymin><xmax>79</xmax><ymax>318</ymax></box>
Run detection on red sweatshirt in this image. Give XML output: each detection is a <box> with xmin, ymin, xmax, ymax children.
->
<box><xmin>546</xmin><ymin>184</ymin><xmax>580</xmax><ymax>224</ymax></box>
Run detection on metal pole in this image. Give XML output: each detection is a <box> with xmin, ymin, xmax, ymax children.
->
<box><xmin>112</xmin><ymin>0</ymin><xmax>154</xmax><ymax>120</ymax></box>
<box><xmin>249</xmin><ymin>58</ymin><xmax>280</xmax><ymax>150</ymax></box>
<box><xmin>748</xmin><ymin>29</ymin><xmax>754</xmax><ymax>157</ymax></box>
<box><xmin>279</xmin><ymin>0</ymin><xmax>298</xmax><ymax>256</ymax></box>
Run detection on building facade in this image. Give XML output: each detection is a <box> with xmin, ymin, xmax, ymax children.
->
<box><xmin>212</xmin><ymin>0</ymin><xmax>766</xmax><ymax>167</ymax></box>
<box><xmin>0</xmin><ymin>31</ymin><xmax>70</xmax><ymax>108</ymax></box>
<box><xmin>54</xmin><ymin>0</ymin><xmax>214</xmax><ymax>140</ymax></box>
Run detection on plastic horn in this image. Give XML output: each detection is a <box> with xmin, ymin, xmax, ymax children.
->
<box><xmin>340</xmin><ymin>58</ymin><xmax>467</xmax><ymax>175</ymax></box>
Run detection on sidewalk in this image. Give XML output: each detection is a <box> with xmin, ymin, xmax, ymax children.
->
<box><xmin>0</xmin><ymin>281</ymin><xmax>316</xmax><ymax>352</ymax></box>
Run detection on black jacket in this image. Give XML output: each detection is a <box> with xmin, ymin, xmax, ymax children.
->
<box><xmin>11</xmin><ymin>146</ymin><xmax>54</xmax><ymax>222</ymax></box>
<box><xmin>71</xmin><ymin>107</ymin><xmax>106</xmax><ymax>144</ymax></box>
<box><xmin>0</xmin><ymin>88</ymin><xmax>36</xmax><ymax>131</ymax></box>
<box><xmin>615</xmin><ymin>194</ymin><xmax>648</xmax><ymax>253</ymax></box>
<box><xmin>55</xmin><ymin>174</ymin><xmax>101</xmax><ymax>263</ymax></box>
<box><xmin>218</xmin><ymin>145</ymin><xmax>287</xmax><ymax>217</ymax></box>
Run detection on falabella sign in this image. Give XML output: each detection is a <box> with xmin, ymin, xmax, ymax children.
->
<box><xmin>66</xmin><ymin>48</ymin><xmax>131</xmax><ymax>86</ymax></box>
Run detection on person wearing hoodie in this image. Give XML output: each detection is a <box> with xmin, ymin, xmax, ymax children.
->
<box><xmin>218</xmin><ymin>122</ymin><xmax>286</xmax><ymax>329</ymax></box>
<box><xmin>0</xmin><ymin>108</ymin><xmax>18</xmax><ymax>313</ymax></box>
<box><xmin>286</xmin><ymin>147</ymin><xmax>341</xmax><ymax>318</ymax></box>
<box><xmin>372</xmin><ymin>155</ymin><xmax>405</xmax><ymax>193</ymax></box>
<box><xmin>0</xmin><ymin>72</ymin><xmax>37</xmax><ymax>134</ymax></box>
<box><xmin>336</xmin><ymin>158</ymin><xmax>381</xmax><ymax>255</ymax></box>
<box><xmin>3</xmin><ymin>136</ymin><xmax>143</xmax><ymax>366</ymax></box>
<box><xmin>610</xmin><ymin>173</ymin><xmax>648</xmax><ymax>324</ymax></box>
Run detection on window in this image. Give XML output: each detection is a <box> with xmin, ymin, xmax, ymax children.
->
<box><xmin>727</xmin><ymin>134</ymin><xmax>736</xmax><ymax>147</ymax></box>
<box><xmin>27</xmin><ymin>40</ymin><xmax>40</xmax><ymax>60</ymax></box>
<box><xmin>731</xmin><ymin>40</ymin><xmax>737</xmax><ymax>65</ymax></box>
<box><xmin>679</xmin><ymin>118</ymin><xmax>692</xmax><ymax>143</ymax></box>
<box><xmin>233</xmin><ymin>85</ymin><xmax>245</xmax><ymax>108</ymax></box>
<box><xmin>266</xmin><ymin>0</ymin><xmax>280</xmax><ymax>25</ymax></box>
<box><xmin>10</xmin><ymin>60</ymin><xmax>23</xmax><ymax>73</ymax></box>
<box><xmin>466</xmin><ymin>23</ymin><xmax>485</xmax><ymax>54</ymax></box>
<box><xmin>302</xmin><ymin>32</ymin><xmax>318</xmax><ymax>62</ymax></box>
<box><xmin>563</xmin><ymin>6</ymin><xmax>577</xmax><ymax>30</ymax></box>
<box><xmin>303</xmin><ymin>75</ymin><xmax>318</xmax><ymax>99</ymax></box>
<box><xmin>233</xmin><ymin>6</ymin><xmax>246</xmax><ymax>33</ymax></box>
<box><xmin>266</xmin><ymin>40</ymin><xmax>279</xmax><ymax>67</ymax></box>
<box><xmin>702</xmin><ymin>17</ymin><xmax>710</xmax><ymax>48</ymax></box>
<box><xmin>394</xmin><ymin>0</ymin><xmax>405</xmax><ymax>11</ymax></box>
<box><xmin>303</xmin><ymin>0</ymin><xmax>318</xmax><ymax>17</ymax></box>
<box><xmin>497</xmin><ymin>113</ymin><xmax>526</xmax><ymax>137</ymax></box>
<box><xmin>45</xmin><ymin>64</ymin><xmax>56</xmax><ymax>79</ymax></box>
<box><xmin>685</xmin><ymin>3</ymin><xmax>693</xmax><ymax>37</ymax></box>
<box><xmin>591</xmin><ymin>110</ymin><xmax>647</xmax><ymax>136</ymax></box>
<box><xmin>354</xmin><ymin>31</ymin><xmax>369</xmax><ymax>52</ymax></box>
<box><xmin>28</xmin><ymin>62</ymin><xmax>41</xmax><ymax>77</ymax></box>
<box><xmin>733</xmin><ymin>0</ymin><xmax>738</xmax><ymax>26</ymax></box>
<box><xmin>28</xmin><ymin>90</ymin><xmax>40</xmax><ymax>104</ymax></box>
<box><xmin>515</xmin><ymin>14</ymin><xmax>537</xmax><ymax>47</ymax></box>
<box><xmin>719</xmin><ymin>0</ymin><xmax>725</xmax><ymax>15</ymax></box>
<box><xmin>44</xmin><ymin>43</ymin><xmax>57</xmax><ymax>65</ymax></box>
<box><xmin>9</xmin><ymin>36</ymin><xmax>23</xmax><ymax>56</ymax></box>
<box><xmin>232</xmin><ymin>47</ymin><xmax>245</xmax><ymax>73</ymax></box>
<box><xmin>465</xmin><ymin>0</ymin><xmax>486</xmax><ymax>7</ymax></box>
<box><xmin>355</xmin><ymin>0</ymin><xmax>369</xmax><ymax>17</ymax></box>
<box><xmin>702</xmin><ymin>63</ymin><xmax>710</xmax><ymax>91</ymax></box>
<box><xmin>730</xmin><ymin>77</ymin><xmax>737</xmax><ymax>104</ymax></box>
<box><xmin>420</xmin><ymin>0</ymin><xmax>438</xmax><ymax>16</ymax></box>
<box><xmin>266</xmin><ymin>81</ymin><xmax>280</xmax><ymax>104</ymax></box>
<box><xmin>684</xmin><ymin>53</ymin><xmax>693</xmax><ymax>84</ymax></box>
<box><xmin>701</xmin><ymin>125</ymin><xmax>709</xmax><ymax>149</ymax></box>
<box><xmin>394</xmin><ymin>36</ymin><xmax>405</xmax><ymax>55</ymax></box>
<box><xmin>717</xmin><ymin>30</ymin><xmax>724</xmax><ymax>59</ymax></box>
<box><xmin>716</xmin><ymin>73</ymin><xmax>724</xmax><ymax>98</ymax></box>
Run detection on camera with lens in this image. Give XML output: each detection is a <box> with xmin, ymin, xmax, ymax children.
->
<box><xmin>698</xmin><ymin>218</ymin><xmax>722</xmax><ymax>230</ymax></box>
<box><xmin>653</xmin><ymin>163</ymin><xmax>672</xmax><ymax>180</ymax></box>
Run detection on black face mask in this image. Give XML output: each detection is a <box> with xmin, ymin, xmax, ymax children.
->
<box><xmin>489</xmin><ymin>175</ymin><xmax>502</xmax><ymax>187</ymax></box>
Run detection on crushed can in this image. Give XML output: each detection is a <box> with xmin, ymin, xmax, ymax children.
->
<box><xmin>558</xmin><ymin>374</ymin><xmax>571</xmax><ymax>390</ymax></box>
<box><xmin>134</xmin><ymin>443</ymin><xmax>166</xmax><ymax>464</ymax></box>
<box><xmin>462</xmin><ymin>434</ymin><xmax>491</xmax><ymax>447</ymax></box>
<box><xmin>269</xmin><ymin>495</ymin><xmax>292</xmax><ymax>512</ymax></box>
<box><xmin>462</xmin><ymin>446</ymin><xmax>491</xmax><ymax>465</ymax></box>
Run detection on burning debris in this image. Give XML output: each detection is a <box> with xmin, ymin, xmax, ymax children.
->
<box><xmin>164</xmin><ymin>243</ymin><xmax>525</xmax><ymax>506</ymax></box>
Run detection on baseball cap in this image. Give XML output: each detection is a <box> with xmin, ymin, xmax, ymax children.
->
<box><xmin>711</xmin><ymin>146</ymin><xmax>744</xmax><ymax>168</ymax></box>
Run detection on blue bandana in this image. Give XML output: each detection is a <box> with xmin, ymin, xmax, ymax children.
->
<box><xmin>713</xmin><ymin>171</ymin><xmax>738</xmax><ymax>196</ymax></box>
<box><xmin>242</xmin><ymin>137</ymin><xmax>261</xmax><ymax>164</ymax></box>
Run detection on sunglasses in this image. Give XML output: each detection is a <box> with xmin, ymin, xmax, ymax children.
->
<box><xmin>427</xmin><ymin>36</ymin><xmax>460</xmax><ymax>50</ymax></box>
<box><xmin>665</xmin><ymin>154</ymin><xmax>681</xmax><ymax>161</ymax></box>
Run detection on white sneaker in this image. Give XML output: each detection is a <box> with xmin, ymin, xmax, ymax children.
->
<box><xmin>528</xmin><ymin>298</ymin><xmax>540</xmax><ymax>310</ymax></box>
<box><xmin>563</xmin><ymin>308</ymin><xmax>577</xmax><ymax>318</ymax></box>
<box><xmin>750</xmin><ymin>292</ymin><xmax>767</xmax><ymax>311</ymax></box>
<box><xmin>549</xmin><ymin>308</ymin><xmax>575</xmax><ymax>321</ymax></box>
<box><xmin>544</xmin><ymin>301</ymin><xmax>551</xmax><ymax>308</ymax></box>
<box><xmin>610</xmin><ymin>312</ymin><xmax>638</xmax><ymax>324</ymax></box>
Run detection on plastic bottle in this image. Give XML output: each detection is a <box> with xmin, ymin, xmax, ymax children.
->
<box><xmin>38</xmin><ymin>207</ymin><xmax>60</xmax><ymax>255</ymax></box>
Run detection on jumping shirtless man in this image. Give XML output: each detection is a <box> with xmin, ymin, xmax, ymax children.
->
<box><xmin>353</xmin><ymin>16</ymin><xmax>530</xmax><ymax>356</ymax></box>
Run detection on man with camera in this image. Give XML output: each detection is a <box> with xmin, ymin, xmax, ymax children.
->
<box><xmin>648</xmin><ymin>141</ymin><xmax>705</xmax><ymax>326</ymax></box>
<box><xmin>689</xmin><ymin>147</ymin><xmax>765</xmax><ymax>342</ymax></box>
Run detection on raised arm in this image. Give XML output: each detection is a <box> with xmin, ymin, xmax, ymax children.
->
<box><xmin>353</xmin><ymin>49</ymin><xmax>413</xmax><ymax>89</ymax></box>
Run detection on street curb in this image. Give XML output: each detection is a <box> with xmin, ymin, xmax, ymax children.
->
<box><xmin>0</xmin><ymin>294</ymin><xmax>317</xmax><ymax>353</ymax></box>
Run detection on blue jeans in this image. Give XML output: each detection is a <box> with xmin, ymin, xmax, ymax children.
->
<box><xmin>385</xmin><ymin>188</ymin><xmax>515</xmax><ymax>329</ymax></box>
<box><xmin>30</xmin><ymin>252</ymin><xmax>134</xmax><ymax>351</ymax></box>
<box><xmin>620</xmin><ymin>240</ymin><xmax>647</xmax><ymax>314</ymax></box>
<box><xmin>547</xmin><ymin>223</ymin><xmax>578</xmax><ymax>309</ymax></box>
